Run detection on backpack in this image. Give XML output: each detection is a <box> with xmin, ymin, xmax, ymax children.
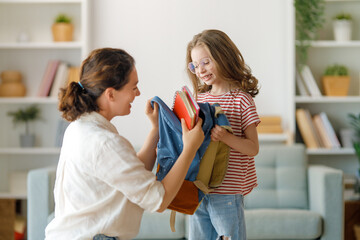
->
<box><xmin>151</xmin><ymin>96</ymin><xmax>232</xmax><ymax>230</ymax></box>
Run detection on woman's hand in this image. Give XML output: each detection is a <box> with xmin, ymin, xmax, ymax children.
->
<box><xmin>145</xmin><ymin>100</ymin><xmax>159</xmax><ymax>129</ymax></box>
<box><xmin>181</xmin><ymin>118</ymin><xmax>204</xmax><ymax>152</ymax></box>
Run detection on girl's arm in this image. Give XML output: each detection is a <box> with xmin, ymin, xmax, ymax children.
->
<box><xmin>137</xmin><ymin>100</ymin><xmax>159</xmax><ymax>171</ymax></box>
<box><xmin>157</xmin><ymin>118</ymin><xmax>204</xmax><ymax>212</ymax></box>
<box><xmin>210</xmin><ymin>123</ymin><xmax>259</xmax><ymax>157</ymax></box>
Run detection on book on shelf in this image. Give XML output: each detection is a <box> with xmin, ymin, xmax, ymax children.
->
<box><xmin>49</xmin><ymin>62</ymin><xmax>69</xmax><ymax>97</ymax></box>
<box><xmin>318</xmin><ymin>112</ymin><xmax>341</xmax><ymax>148</ymax></box>
<box><xmin>172</xmin><ymin>85</ymin><xmax>200</xmax><ymax>130</ymax></box>
<box><xmin>258</xmin><ymin>115</ymin><xmax>283</xmax><ymax>134</ymax></box>
<box><xmin>296</xmin><ymin>108</ymin><xmax>319</xmax><ymax>149</ymax></box>
<box><xmin>67</xmin><ymin>66</ymin><xmax>80</xmax><ymax>85</ymax></box>
<box><xmin>296</xmin><ymin>70</ymin><xmax>310</xmax><ymax>96</ymax></box>
<box><xmin>313</xmin><ymin>114</ymin><xmax>333</xmax><ymax>149</ymax></box>
<box><xmin>298</xmin><ymin>65</ymin><xmax>322</xmax><ymax>97</ymax></box>
<box><xmin>37</xmin><ymin>60</ymin><xmax>60</xmax><ymax>97</ymax></box>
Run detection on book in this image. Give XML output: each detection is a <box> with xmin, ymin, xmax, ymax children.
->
<box><xmin>182</xmin><ymin>85</ymin><xmax>200</xmax><ymax>123</ymax></box>
<box><xmin>37</xmin><ymin>60</ymin><xmax>60</xmax><ymax>97</ymax></box>
<box><xmin>67</xmin><ymin>66</ymin><xmax>80</xmax><ymax>85</ymax></box>
<box><xmin>49</xmin><ymin>62</ymin><xmax>69</xmax><ymax>97</ymax></box>
<box><xmin>172</xmin><ymin>86</ymin><xmax>200</xmax><ymax>130</ymax></box>
<box><xmin>319</xmin><ymin>112</ymin><xmax>341</xmax><ymax>148</ymax></box>
<box><xmin>299</xmin><ymin>65</ymin><xmax>322</xmax><ymax>97</ymax></box>
<box><xmin>296</xmin><ymin>70</ymin><xmax>310</xmax><ymax>96</ymax></box>
<box><xmin>258</xmin><ymin>115</ymin><xmax>283</xmax><ymax>134</ymax></box>
<box><xmin>313</xmin><ymin>114</ymin><xmax>333</xmax><ymax>149</ymax></box>
<box><xmin>295</xmin><ymin>108</ymin><xmax>319</xmax><ymax>149</ymax></box>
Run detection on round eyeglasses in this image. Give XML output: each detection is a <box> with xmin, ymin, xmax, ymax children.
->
<box><xmin>188</xmin><ymin>58</ymin><xmax>212</xmax><ymax>74</ymax></box>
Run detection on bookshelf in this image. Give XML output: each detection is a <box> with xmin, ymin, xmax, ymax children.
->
<box><xmin>294</xmin><ymin>0</ymin><xmax>360</xmax><ymax>175</ymax></box>
<box><xmin>0</xmin><ymin>0</ymin><xmax>89</xmax><ymax>200</ymax></box>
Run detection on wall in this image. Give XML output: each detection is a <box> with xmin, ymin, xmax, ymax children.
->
<box><xmin>89</xmin><ymin>0</ymin><xmax>294</xmax><ymax>147</ymax></box>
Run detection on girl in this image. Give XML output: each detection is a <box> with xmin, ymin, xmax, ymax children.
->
<box><xmin>45</xmin><ymin>48</ymin><xmax>204</xmax><ymax>240</ymax></box>
<box><xmin>186</xmin><ymin>29</ymin><xmax>260</xmax><ymax>240</ymax></box>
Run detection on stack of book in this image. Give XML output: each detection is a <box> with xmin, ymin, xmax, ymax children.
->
<box><xmin>296</xmin><ymin>108</ymin><xmax>341</xmax><ymax>149</ymax></box>
<box><xmin>37</xmin><ymin>60</ymin><xmax>80</xmax><ymax>97</ymax></box>
<box><xmin>172</xmin><ymin>86</ymin><xmax>200</xmax><ymax>130</ymax></box>
<box><xmin>257</xmin><ymin>116</ymin><xmax>283</xmax><ymax>134</ymax></box>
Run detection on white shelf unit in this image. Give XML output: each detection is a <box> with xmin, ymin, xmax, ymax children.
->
<box><xmin>0</xmin><ymin>0</ymin><xmax>88</xmax><ymax>199</ymax></box>
<box><xmin>294</xmin><ymin>0</ymin><xmax>360</xmax><ymax>175</ymax></box>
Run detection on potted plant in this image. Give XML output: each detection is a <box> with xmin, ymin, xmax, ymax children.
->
<box><xmin>322</xmin><ymin>64</ymin><xmax>350</xmax><ymax>96</ymax></box>
<box><xmin>52</xmin><ymin>13</ymin><xmax>73</xmax><ymax>42</ymax></box>
<box><xmin>294</xmin><ymin>0</ymin><xmax>325</xmax><ymax>68</ymax></box>
<box><xmin>333</xmin><ymin>13</ymin><xmax>352</xmax><ymax>41</ymax></box>
<box><xmin>7</xmin><ymin>105</ymin><xmax>41</xmax><ymax>147</ymax></box>
<box><xmin>348</xmin><ymin>113</ymin><xmax>360</xmax><ymax>194</ymax></box>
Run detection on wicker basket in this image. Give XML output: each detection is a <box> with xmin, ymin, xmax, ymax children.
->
<box><xmin>354</xmin><ymin>224</ymin><xmax>360</xmax><ymax>240</ymax></box>
<box><xmin>322</xmin><ymin>76</ymin><xmax>350</xmax><ymax>96</ymax></box>
<box><xmin>0</xmin><ymin>199</ymin><xmax>15</xmax><ymax>240</ymax></box>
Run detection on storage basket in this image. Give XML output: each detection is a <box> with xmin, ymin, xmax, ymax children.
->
<box><xmin>0</xmin><ymin>199</ymin><xmax>15</xmax><ymax>240</ymax></box>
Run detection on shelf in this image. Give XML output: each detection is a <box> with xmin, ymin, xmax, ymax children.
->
<box><xmin>0</xmin><ymin>0</ymin><xmax>83</xmax><ymax>4</ymax></box>
<box><xmin>0</xmin><ymin>97</ymin><xmax>58</xmax><ymax>104</ymax></box>
<box><xmin>0</xmin><ymin>171</ymin><xmax>27</xmax><ymax>199</ymax></box>
<box><xmin>259</xmin><ymin>133</ymin><xmax>289</xmax><ymax>142</ymax></box>
<box><xmin>0</xmin><ymin>41</ymin><xmax>84</xmax><ymax>49</ymax></box>
<box><xmin>307</xmin><ymin>148</ymin><xmax>355</xmax><ymax>155</ymax></box>
<box><xmin>295</xmin><ymin>40</ymin><xmax>360</xmax><ymax>47</ymax></box>
<box><xmin>295</xmin><ymin>96</ymin><xmax>360</xmax><ymax>103</ymax></box>
<box><xmin>0</xmin><ymin>192</ymin><xmax>27</xmax><ymax>199</ymax></box>
<box><xmin>0</xmin><ymin>147</ymin><xmax>60</xmax><ymax>155</ymax></box>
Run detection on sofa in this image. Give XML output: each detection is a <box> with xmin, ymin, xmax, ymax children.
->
<box><xmin>27</xmin><ymin>144</ymin><xmax>344</xmax><ymax>240</ymax></box>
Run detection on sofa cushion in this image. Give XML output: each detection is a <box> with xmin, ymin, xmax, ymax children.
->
<box><xmin>134</xmin><ymin>210</ymin><xmax>186</xmax><ymax>239</ymax></box>
<box><xmin>245</xmin><ymin>145</ymin><xmax>308</xmax><ymax>209</ymax></box>
<box><xmin>245</xmin><ymin>209</ymin><xmax>322</xmax><ymax>239</ymax></box>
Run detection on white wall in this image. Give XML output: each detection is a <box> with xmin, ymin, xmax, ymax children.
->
<box><xmin>89</xmin><ymin>0</ymin><xmax>294</xmax><ymax>147</ymax></box>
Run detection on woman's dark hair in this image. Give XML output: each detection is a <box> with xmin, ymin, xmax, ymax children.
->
<box><xmin>58</xmin><ymin>48</ymin><xmax>135</xmax><ymax>121</ymax></box>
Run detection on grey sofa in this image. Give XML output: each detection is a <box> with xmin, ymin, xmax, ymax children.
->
<box><xmin>27</xmin><ymin>144</ymin><xmax>344</xmax><ymax>240</ymax></box>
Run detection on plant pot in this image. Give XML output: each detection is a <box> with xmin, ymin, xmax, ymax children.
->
<box><xmin>0</xmin><ymin>71</ymin><xmax>26</xmax><ymax>97</ymax></box>
<box><xmin>20</xmin><ymin>134</ymin><xmax>35</xmax><ymax>147</ymax></box>
<box><xmin>322</xmin><ymin>75</ymin><xmax>350</xmax><ymax>96</ymax></box>
<box><xmin>52</xmin><ymin>23</ymin><xmax>73</xmax><ymax>42</ymax></box>
<box><xmin>333</xmin><ymin>20</ymin><xmax>352</xmax><ymax>41</ymax></box>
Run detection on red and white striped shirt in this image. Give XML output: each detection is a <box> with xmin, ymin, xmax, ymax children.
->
<box><xmin>197</xmin><ymin>90</ymin><xmax>260</xmax><ymax>195</ymax></box>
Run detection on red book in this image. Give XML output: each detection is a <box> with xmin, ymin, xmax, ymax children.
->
<box><xmin>173</xmin><ymin>86</ymin><xmax>200</xmax><ymax>130</ymax></box>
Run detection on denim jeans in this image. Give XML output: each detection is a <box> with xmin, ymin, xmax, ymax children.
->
<box><xmin>189</xmin><ymin>194</ymin><xmax>246</xmax><ymax>240</ymax></box>
<box><xmin>93</xmin><ymin>234</ymin><xmax>119</xmax><ymax>240</ymax></box>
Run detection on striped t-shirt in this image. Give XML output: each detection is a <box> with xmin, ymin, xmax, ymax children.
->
<box><xmin>197</xmin><ymin>90</ymin><xmax>260</xmax><ymax>195</ymax></box>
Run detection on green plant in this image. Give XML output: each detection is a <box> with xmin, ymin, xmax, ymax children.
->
<box><xmin>348</xmin><ymin>113</ymin><xmax>360</xmax><ymax>176</ymax></box>
<box><xmin>54</xmin><ymin>14</ymin><xmax>72</xmax><ymax>24</ymax></box>
<box><xmin>7</xmin><ymin>105</ymin><xmax>41</xmax><ymax>135</ymax></box>
<box><xmin>334</xmin><ymin>13</ymin><xmax>352</xmax><ymax>21</ymax></box>
<box><xmin>324</xmin><ymin>64</ymin><xmax>349</xmax><ymax>76</ymax></box>
<box><xmin>294</xmin><ymin>0</ymin><xmax>325</xmax><ymax>68</ymax></box>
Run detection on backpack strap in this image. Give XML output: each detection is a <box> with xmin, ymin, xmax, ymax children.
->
<box><xmin>170</xmin><ymin>210</ymin><xmax>176</xmax><ymax>232</ymax></box>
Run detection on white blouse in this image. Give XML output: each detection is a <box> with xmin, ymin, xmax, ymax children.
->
<box><xmin>45</xmin><ymin>112</ymin><xmax>164</xmax><ymax>240</ymax></box>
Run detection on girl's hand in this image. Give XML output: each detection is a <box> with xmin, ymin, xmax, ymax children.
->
<box><xmin>181</xmin><ymin>118</ymin><xmax>204</xmax><ymax>151</ymax></box>
<box><xmin>211</xmin><ymin>124</ymin><xmax>230</xmax><ymax>142</ymax></box>
<box><xmin>145</xmin><ymin>100</ymin><xmax>159</xmax><ymax>129</ymax></box>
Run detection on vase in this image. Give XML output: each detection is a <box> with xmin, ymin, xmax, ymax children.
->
<box><xmin>20</xmin><ymin>134</ymin><xmax>35</xmax><ymax>147</ymax></box>
<box><xmin>0</xmin><ymin>71</ymin><xmax>26</xmax><ymax>97</ymax></box>
<box><xmin>333</xmin><ymin>20</ymin><xmax>352</xmax><ymax>41</ymax></box>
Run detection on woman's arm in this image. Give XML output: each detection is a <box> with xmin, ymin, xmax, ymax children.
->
<box><xmin>210</xmin><ymin>123</ymin><xmax>259</xmax><ymax>157</ymax></box>
<box><xmin>157</xmin><ymin>118</ymin><xmax>204</xmax><ymax>212</ymax></box>
<box><xmin>137</xmin><ymin>100</ymin><xmax>159</xmax><ymax>171</ymax></box>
